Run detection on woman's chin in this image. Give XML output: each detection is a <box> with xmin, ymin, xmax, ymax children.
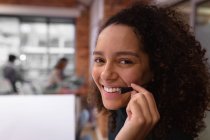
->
<box><xmin>103</xmin><ymin>101</ymin><xmax>124</xmax><ymax>110</ymax></box>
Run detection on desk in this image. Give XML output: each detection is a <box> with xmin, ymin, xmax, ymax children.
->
<box><xmin>0</xmin><ymin>95</ymin><xmax>75</xmax><ymax>140</ymax></box>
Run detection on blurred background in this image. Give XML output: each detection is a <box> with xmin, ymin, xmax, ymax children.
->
<box><xmin>0</xmin><ymin>0</ymin><xmax>208</xmax><ymax>140</ymax></box>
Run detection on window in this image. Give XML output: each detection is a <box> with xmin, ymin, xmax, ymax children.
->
<box><xmin>0</xmin><ymin>16</ymin><xmax>76</xmax><ymax>79</ymax></box>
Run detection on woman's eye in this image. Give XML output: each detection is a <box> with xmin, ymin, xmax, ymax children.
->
<box><xmin>94</xmin><ymin>57</ymin><xmax>105</xmax><ymax>64</ymax></box>
<box><xmin>120</xmin><ymin>59</ymin><xmax>133</xmax><ymax>64</ymax></box>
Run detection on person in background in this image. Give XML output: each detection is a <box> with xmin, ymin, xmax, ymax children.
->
<box><xmin>47</xmin><ymin>57</ymin><xmax>68</xmax><ymax>91</ymax></box>
<box><xmin>89</xmin><ymin>2</ymin><xmax>210</xmax><ymax>140</ymax></box>
<box><xmin>3</xmin><ymin>54</ymin><xmax>24</xmax><ymax>93</ymax></box>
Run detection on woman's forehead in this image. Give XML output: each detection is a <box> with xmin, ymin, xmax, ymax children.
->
<box><xmin>96</xmin><ymin>24</ymin><xmax>143</xmax><ymax>51</ymax></box>
<box><xmin>98</xmin><ymin>24</ymin><xmax>134</xmax><ymax>39</ymax></box>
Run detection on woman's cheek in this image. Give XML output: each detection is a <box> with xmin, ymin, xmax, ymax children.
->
<box><xmin>92</xmin><ymin>70</ymin><xmax>98</xmax><ymax>83</ymax></box>
<box><xmin>92</xmin><ymin>67</ymin><xmax>98</xmax><ymax>78</ymax></box>
<box><xmin>92</xmin><ymin>68</ymin><xmax>102</xmax><ymax>87</ymax></box>
<box><xmin>121</xmin><ymin>72</ymin><xmax>142</xmax><ymax>85</ymax></box>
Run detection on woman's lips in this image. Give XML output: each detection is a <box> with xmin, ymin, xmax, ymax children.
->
<box><xmin>103</xmin><ymin>86</ymin><xmax>121</xmax><ymax>93</ymax></box>
<box><xmin>102</xmin><ymin>85</ymin><xmax>133</xmax><ymax>94</ymax></box>
<box><xmin>100</xmin><ymin>85</ymin><xmax>132</xmax><ymax>100</ymax></box>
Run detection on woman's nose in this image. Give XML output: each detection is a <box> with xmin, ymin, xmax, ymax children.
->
<box><xmin>101</xmin><ymin>63</ymin><xmax>118</xmax><ymax>81</ymax></box>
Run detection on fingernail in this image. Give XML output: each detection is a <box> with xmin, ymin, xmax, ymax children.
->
<box><xmin>131</xmin><ymin>90</ymin><xmax>137</xmax><ymax>94</ymax></box>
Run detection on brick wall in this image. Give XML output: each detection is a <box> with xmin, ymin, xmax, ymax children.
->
<box><xmin>75</xmin><ymin>10</ymin><xmax>90</xmax><ymax>80</ymax></box>
<box><xmin>104</xmin><ymin>0</ymin><xmax>154</xmax><ymax>20</ymax></box>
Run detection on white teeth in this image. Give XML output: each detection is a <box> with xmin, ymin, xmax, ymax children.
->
<box><xmin>104</xmin><ymin>87</ymin><xmax>120</xmax><ymax>93</ymax></box>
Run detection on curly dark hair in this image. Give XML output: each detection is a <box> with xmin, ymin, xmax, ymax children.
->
<box><xmin>88</xmin><ymin>3</ymin><xmax>210</xmax><ymax>139</ymax></box>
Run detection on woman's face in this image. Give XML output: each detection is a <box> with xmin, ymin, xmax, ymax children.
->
<box><xmin>92</xmin><ymin>24</ymin><xmax>153</xmax><ymax>110</ymax></box>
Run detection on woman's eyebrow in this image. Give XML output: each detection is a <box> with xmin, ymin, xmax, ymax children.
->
<box><xmin>116</xmin><ymin>51</ymin><xmax>139</xmax><ymax>57</ymax></box>
<box><xmin>93</xmin><ymin>51</ymin><xmax>103</xmax><ymax>55</ymax></box>
<box><xmin>92</xmin><ymin>51</ymin><xmax>139</xmax><ymax>57</ymax></box>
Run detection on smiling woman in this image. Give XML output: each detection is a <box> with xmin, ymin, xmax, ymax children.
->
<box><xmin>88</xmin><ymin>2</ymin><xmax>210</xmax><ymax>140</ymax></box>
<box><xmin>92</xmin><ymin>24</ymin><xmax>153</xmax><ymax>110</ymax></box>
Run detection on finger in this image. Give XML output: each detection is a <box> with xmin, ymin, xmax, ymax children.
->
<box><xmin>131</xmin><ymin>83</ymin><xmax>160</xmax><ymax>123</ymax></box>
<box><xmin>130</xmin><ymin>90</ymin><xmax>138</xmax><ymax>97</ymax></box>
<box><xmin>130</xmin><ymin>83</ymin><xmax>147</xmax><ymax>98</ymax></box>
<box><xmin>141</xmin><ymin>91</ymin><xmax>160</xmax><ymax>123</ymax></box>
<box><xmin>131</xmin><ymin>83</ymin><xmax>148</xmax><ymax>94</ymax></box>
<box><xmin>126</xmin><ymin>101</ymin><xmax>131</xmax><ymax>120</ymax></box>
<box><xmin>131</xmin><ymin>92</ymin><xmax>159</xmax><ymax>135</ymax></box>
<box><xmin>126</xmin><ymin>97</ymin><xmax>149</xmax><ymax>135</ymax></box>
<box><xmin>131</xmin><ymin>83</ymin><xmax>158</xmax><ymax>112</ymax></box>
<box><xmin>126</xmin><ymin>98</ymin><xmax>143</xmax><ymax>121</ymax></box>
<box><xmin>131</xmin><ymin>93</ymin><xmax>153</xmax><ymax>123</ymax></box>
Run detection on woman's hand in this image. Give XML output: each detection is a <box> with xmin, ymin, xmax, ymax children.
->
<box><xmin>115</xmin><ymin>83</ymin><xmax>160</xmax><ymax>140</ymax></box>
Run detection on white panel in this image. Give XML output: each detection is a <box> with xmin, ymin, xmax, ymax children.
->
<box><xmin>0</xmin><ymin>95</ymin><xmax>75</xmax><ymax>140</ymax></box>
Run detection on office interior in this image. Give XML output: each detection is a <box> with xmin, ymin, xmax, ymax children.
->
<box><xmin>0</xmin><ymin>0</ymin><xmax>209</xmax><ymax>140</ymax></box>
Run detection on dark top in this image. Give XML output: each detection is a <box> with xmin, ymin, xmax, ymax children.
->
<box><xmin>3</xmin><ymin>62</ymin><xmax>23</xmax><ymax>93</ymax></box>
<box><xmin>108</xmin><ymin>108</ymin><xmax>193</xmax><ymax>140</ymax></box>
